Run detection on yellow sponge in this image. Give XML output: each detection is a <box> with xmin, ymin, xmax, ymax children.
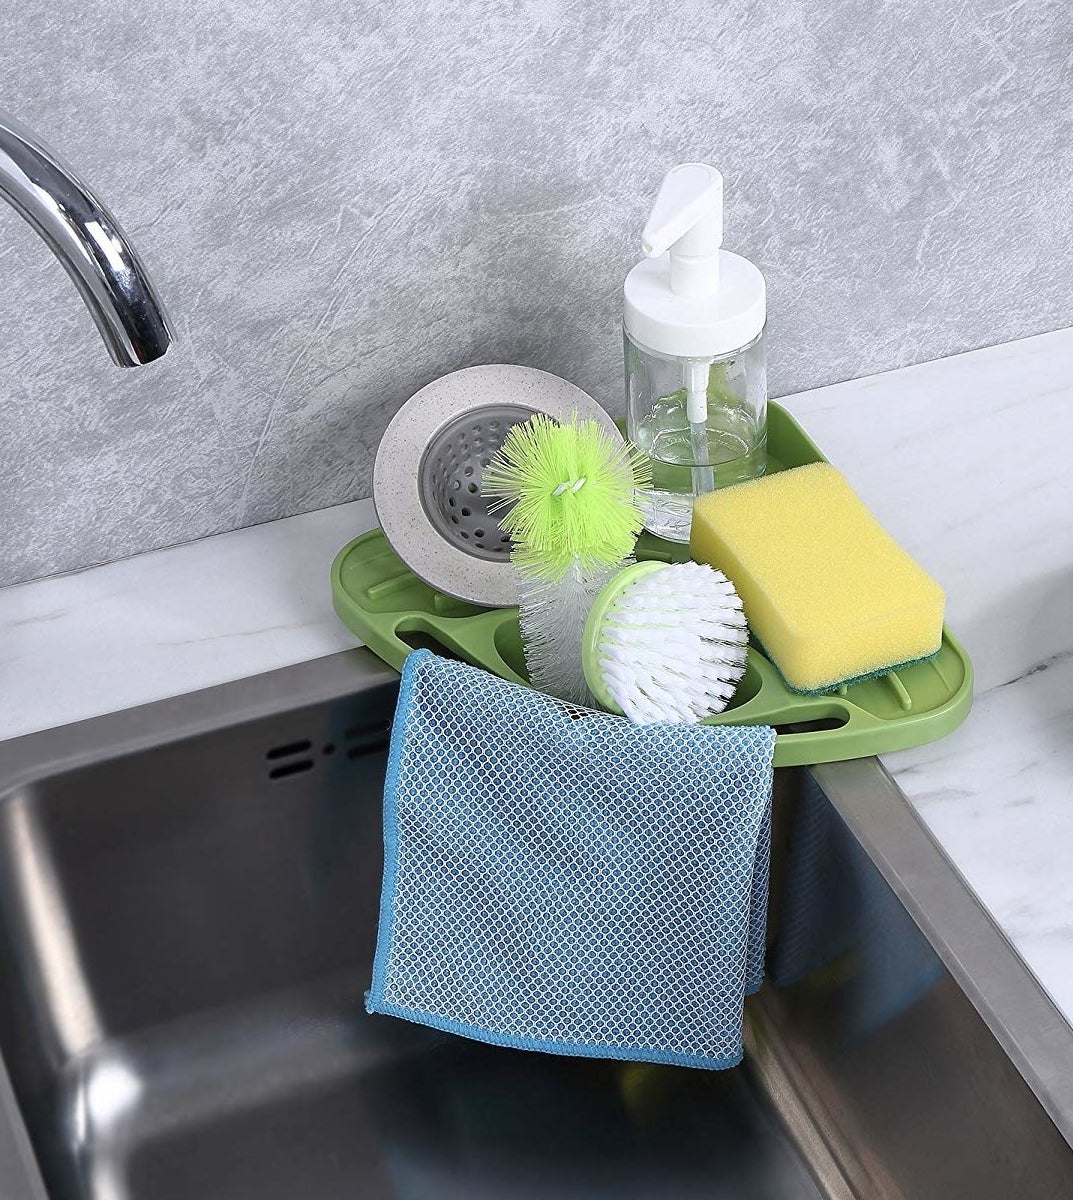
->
<box><xmin>690</xmin><ymin>463</ymin><xmax>944</xmax><ymax>694</ymax></box>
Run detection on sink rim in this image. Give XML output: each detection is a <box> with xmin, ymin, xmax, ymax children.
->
<box><xmin>1</xmin><ymin>646</ymin><xmax>1072</xmax><ymax>1200</ymax></box>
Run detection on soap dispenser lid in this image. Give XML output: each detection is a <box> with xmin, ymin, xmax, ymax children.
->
<box><xmin>624</xmin><ymin>163</ymin><xmax>766</xmax><ymax>359</ymax></box>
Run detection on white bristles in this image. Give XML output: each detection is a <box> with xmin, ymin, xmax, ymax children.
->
<box><xmin>595</xmin><ymin>561</ymin><xmax>749</xmax><ymax>725</ymax></box>
<box><xmin>518</xmin><ymin>558</ymin><xmax>621</xmax><ymax>706</ymax></box>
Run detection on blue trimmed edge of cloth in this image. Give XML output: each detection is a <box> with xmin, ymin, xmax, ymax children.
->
<box><xmin>366</xmin><ymin>649</ymin><xmax>776</xmax><ymax>1071</ymax></box>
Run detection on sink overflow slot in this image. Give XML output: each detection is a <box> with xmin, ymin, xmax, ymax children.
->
<box><xmin>265</xmin><ymin>739</ymin><xmax>313</xmax><ymax>761</ymax></box>
<box><xmin>267</xmin><ymin>759</ymin><xmax>314</xmax><ymax>781</ymax></box>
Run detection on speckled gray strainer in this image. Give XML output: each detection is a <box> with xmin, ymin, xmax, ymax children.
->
<box><xmin>372</xmin><ymin>365</ymin><xmax>621</xmax><ymax>606</ymax></box>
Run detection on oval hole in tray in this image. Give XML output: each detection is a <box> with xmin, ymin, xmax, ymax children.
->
<box><xmin>722</xmin><ymin>659</ymin><xmax>763</xmax><ymax>711</ymax></box>
<box><xmin>492</xmin><ymin>617</ymin><xmax>528</xmax><ymax>682</ymax></box>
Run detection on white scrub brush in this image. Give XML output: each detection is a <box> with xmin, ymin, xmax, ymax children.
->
<box><xmin>582</xmin><ymin>560</ymin><xmax>749</xmax><ymax>724</ymax></box>
<box><xmin>482</xmin><ymin>413</ymin><xmax>650</xmax><ymax>705</ymax></box>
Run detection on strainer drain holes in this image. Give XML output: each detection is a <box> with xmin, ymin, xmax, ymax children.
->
<box><xmin>416</xmin><ymin>401</ymin><xmax>539</xmax><ymax>565</ymax></box>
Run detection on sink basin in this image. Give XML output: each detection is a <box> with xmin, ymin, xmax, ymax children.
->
<box><xmin>1</xmin><ymin>649</ymin><xmax>1072</xmax><ymax>1199</ymax></box>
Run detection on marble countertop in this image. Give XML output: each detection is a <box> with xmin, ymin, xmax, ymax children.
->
<box><xmin>1</xmin><ymin>329</ymin><xmax>1070</xmax><ymax>1025</ymax></box>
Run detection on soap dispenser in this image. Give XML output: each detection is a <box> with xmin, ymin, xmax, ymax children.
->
<box><xmin>624</xmin><ymin>163</ymin><xmax>767</xmax><ymax>541</ymax></box>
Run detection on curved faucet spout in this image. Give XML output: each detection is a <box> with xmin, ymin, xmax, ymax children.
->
<box><xmin>0</xmin><ymin>110</ymin><xmax>174</xmax><ymax>367</ymax></box>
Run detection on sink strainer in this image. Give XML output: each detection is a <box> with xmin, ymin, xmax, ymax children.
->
<box><xmin>373</xmin><ymin>365</ymin><xmax>621</xmax><ymax>606</ymax></box>
<box><xmin>419</xmin><ymin>404</ymin><xmax>529</xmax><ymax>563</ymax></box>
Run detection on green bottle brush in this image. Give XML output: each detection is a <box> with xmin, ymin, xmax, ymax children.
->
<box><xmin>481</xmin><ymin>412</ymin><xmax>650</xmax><ymax>706</ymax></box>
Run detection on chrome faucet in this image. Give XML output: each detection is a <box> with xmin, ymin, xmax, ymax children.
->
<box><xmin>0</xmin><ymin>109</ymin><xmax>173</xmax><ymax>367</ymax></box>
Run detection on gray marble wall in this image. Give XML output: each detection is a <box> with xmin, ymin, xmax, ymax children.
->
<box><xmin>0</xmin><ymin>0</ymin><xmax>1068</xmax><ymax>586</ymax></box>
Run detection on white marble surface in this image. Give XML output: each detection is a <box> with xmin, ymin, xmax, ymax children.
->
<box><xmin>1</xmin><ymin>328</ymin><xmax>1071</xmax><ymax>1027</ymax></box>
<box><xmin>0</xmin><ymin>498</ymin><xmax>377</xmax><ymax>741</ymax></box>
<box><xmin>785</xmin><ymin>328</ymin><xmax>1073</xmax><ymax>1021</ymax></box>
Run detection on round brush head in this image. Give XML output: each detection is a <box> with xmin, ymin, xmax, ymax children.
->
<box><xmin>481</xmin><ymin>412</ymin><xmax>651</xmax><ymax>581</ymax></box>
<box><xmin>582</xmin><ymin>560</ymin><xmax>749</xmax><ymax>724</ymax></box>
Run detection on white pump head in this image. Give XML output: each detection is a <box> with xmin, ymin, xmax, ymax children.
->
<box><xmin>624</xmin><ymin>162</ymin><xmax>765</xmax><ymax>359</ymax></box>
<box><xmin>641</xmin><ymin>163</ymin><xmax>724</xmax><ymax>299</ymax></box>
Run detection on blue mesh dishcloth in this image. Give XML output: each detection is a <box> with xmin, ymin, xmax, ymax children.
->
<box><xmin>366</xmin><ymin>650</ymin><xmax>776</xmax><ymax>1071</ymax></box>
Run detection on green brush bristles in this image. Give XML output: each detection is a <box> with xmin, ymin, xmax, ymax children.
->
<box><xmin>482</xmin><ymin>413</ymin><xmax>651</xmax><ymax>581</ymax></box>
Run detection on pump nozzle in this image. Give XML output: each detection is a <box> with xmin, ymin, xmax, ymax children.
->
<box><xmin>641</xmin><ymin>163</ymin><xmax>723</xmax><ymax>299</ymax></box>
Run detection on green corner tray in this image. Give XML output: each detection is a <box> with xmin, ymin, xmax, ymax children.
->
<box><xmin>331</xmin><ymin>402</ymin><xmax>973</xmax><ymax>768</ymax></box>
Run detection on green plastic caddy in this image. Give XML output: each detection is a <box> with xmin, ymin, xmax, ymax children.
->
<box><xmin>331</xmin><ymin>403</ymin><xmax>973</xmax><ymax>767</ymax></box>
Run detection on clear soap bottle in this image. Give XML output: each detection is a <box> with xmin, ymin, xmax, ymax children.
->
<box><xmin>624</xmin><ymin>163</ymin><xmax>768</xmax><ymax>542</ymax></box>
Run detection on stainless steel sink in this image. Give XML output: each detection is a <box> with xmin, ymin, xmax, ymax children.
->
<box><xmin>1</xmin><ymin>649</ymin><xmax>1072</xmax><ymax>1199</ymax></box>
